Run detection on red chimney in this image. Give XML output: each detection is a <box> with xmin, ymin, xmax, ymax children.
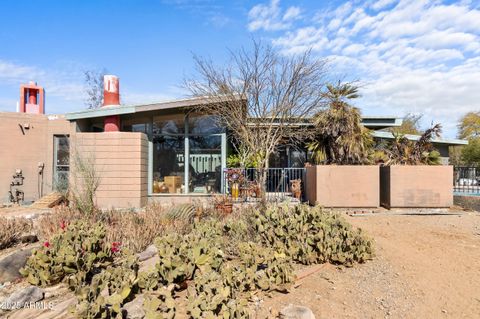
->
<box><xmin>103</xmin><ymin>75</ymin><xmax>121</xmax><ymax>132</ymax></box>
<box><xmin>19</xmin><ymin>81</ymin><xmax>45</xmax><ymax>114</ymax></box>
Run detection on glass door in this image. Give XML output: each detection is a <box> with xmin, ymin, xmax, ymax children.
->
<box><xmin>53</xmin><ymin>135</ymin><xmax>70</xmax><ymax>192</ymax></box>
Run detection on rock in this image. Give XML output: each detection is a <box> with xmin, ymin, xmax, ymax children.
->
<box><xmin>280</xmin><ymin>304</ymin><xmax>316</xmax><ymax>319</ymax></box>
<box><xmin>0</xmin><ymin>248</ymin><xmax>33</xmax><ymax>283</ymax></box>
<box><xmin>1</xmin><ymin>286</ymin><xmax>44</xmax><ymax>309</ymax></box>
<box><xmin>137</xmin><ymin>244</ymin><xmax>158</xmax><ymax>262</ymax></box>
<box><xmin>19</xmin><ymin>235</ymin><xmax>38</xmax><ymax>244</ymax></box>
<box><xmin>123</xmin><ymin>294</ymin><xmax>145</xmax><ymax>319</ymax></box>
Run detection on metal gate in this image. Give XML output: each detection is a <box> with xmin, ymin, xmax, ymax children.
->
<box><xmin>222</xmin><ymin>167</ymin><xmax>306</xmax><ymax>202</ymax></box>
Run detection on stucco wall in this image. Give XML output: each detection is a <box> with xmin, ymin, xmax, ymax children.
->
<box><xmin>380</xmin><ymin>166</ymin><xmax>453</xmax><ymax>208</ymax></box>
<box><xmin>305</xmin><ymin>165</ymin><xmax>379</xmax><ymax>207</ymax></box>
<box><xmin>0</xmin><ymin>112</ymin><xmax>70</xmax><ymax>203</ymax></box>
<box><xmin>72</xmin><ymin>132</ymin><xmax>148</xmax><ymax>209</ymax></box>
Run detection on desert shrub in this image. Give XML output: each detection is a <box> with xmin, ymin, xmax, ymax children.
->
<box><xmin>251</xmin><ymin>204</ymin><xmax>374</xmax><ymax>266</ymax></box>
<box><xmin>20</xmin><ymin>220</ymin><xmax>115</xmax><ymax>287</ymax></box>
<box><xmin>0</xmin><ymin>217</ymin><xmax>33</xmax><ymax>250</ymax></box>
<box><xmin>35</xmin><ymin>206</ymin><xmax>81</xmax><ymax>241</ymax></box>
<box><xmin>36</xmin><ymin>204</ymin><xmax>194</xmax><ymax>253</ymax></box>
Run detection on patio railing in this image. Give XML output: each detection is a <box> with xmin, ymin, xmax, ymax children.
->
<box><xmin>454</xmin><ymin>166</ymin><xmax>480</xmax><ymax>195</ymax></box>
<box><xmin>222</xmin><ymin>167</ymin><xmax>306</xmax><ymax>202</ymax></box>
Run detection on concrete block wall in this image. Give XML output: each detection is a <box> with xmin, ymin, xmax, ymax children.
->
<box><xmin>0</xmin><ymin>112</ymin><xmax>70</xmax><ymax>203</ymax></box>
<box><xmin>305</xmin><ymin>165</ymin><xmax>380</xmax><ymax>207</ymax></box>
<box><xmin>72</xmin><ymin>132</ymin><xmax>148</xmax><ymax>209</ymax></box>
<box><xmin>380</xmin><ymin>166</ymin><xmax>453</xmax><ymax>208</ymax></box>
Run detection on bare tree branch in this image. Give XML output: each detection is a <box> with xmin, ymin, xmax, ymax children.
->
<box><xmin>84</xmin><ymin>68</ymin><xmax>107</xmax><ymax>109</ymax></box>
<box><xmin>184</xmin><ymin>40</ymin><xmax>328</xmax><ymax>197</ymax></box>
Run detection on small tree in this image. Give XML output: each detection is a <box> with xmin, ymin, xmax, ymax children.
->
<box><xmin>307</xmin><ymin>81</ymin><xmax>373</xmax><ymax>165</ymax></box>
<box><xmin>185</xmin><ymin>40</ymin><xmax>327</xmax><ymax>198</ymax></box>
<box><xmin>458</xmin><ymin>111</ymin><xmax>480</xmax><ymax>140</ymax></box>
<box><xmin>84</xmin><ymin>69</ymin><xmax>107</xmax><ymax>109</ymax></box>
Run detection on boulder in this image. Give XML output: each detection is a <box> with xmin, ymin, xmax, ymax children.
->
<box><xmin>137</xmin><ymin>244</ymin><xmax>158</xmax><ymax>262</ymax></box>
<box><xmin>280</xmin><ymin>304</ymin><xmax>316</xmax><ymax>319</ymax></box>
<box><xmin>0</xmin><ymin>248</ymin><xmax>33</xmax><ymax>283</ymax></box>
<box><xmin>123</xmin><ymin>294</ymin><xmax>145</xmax><ymax>319</ymax></box>
<box><xmin>1</xmin><ymin>286</ymin><xmax>44</xmax><ymax>310</ymax></box>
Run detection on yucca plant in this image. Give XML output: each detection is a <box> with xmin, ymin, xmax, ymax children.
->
<box><xmin>307</xmin><ymin>81</ymin><xmax>373</xmax><ymax>165</ymax></box>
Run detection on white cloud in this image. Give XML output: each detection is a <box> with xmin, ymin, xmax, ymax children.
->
<box><xmin>248</xmin><ymin>0</ymin><xmax>302</xmax><ymax>31</ymax></box>
<box><xmin>283</xmin><ymin>6</ymin><xmax>301</xmax><ymax>21</ymax></box>
<box><xmin>249</xmin><ymin>0</ymin><xmax>480</xmax><ymax>137</ymax></box>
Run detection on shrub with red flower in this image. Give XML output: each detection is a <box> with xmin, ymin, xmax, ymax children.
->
<box><xmin>43</xmin><ymin>241</ymin><xmax>50</xmax><ymax>248</ymax></box>
<box><xmin>60</xmin><ymin>220</ymin><xmax>67</xmax><ymax>231</ymax></box>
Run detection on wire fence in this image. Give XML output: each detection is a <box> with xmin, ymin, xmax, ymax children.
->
<box><xmin>454</xmin><ymin>166</ymin><xmax>480</xmax><ymax>195</ymax></box>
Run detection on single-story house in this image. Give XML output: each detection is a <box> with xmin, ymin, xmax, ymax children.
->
<box><xmin>0</xmin><ymin>77</ymin><xmax>467</xmax><ymax>207</ymax></box>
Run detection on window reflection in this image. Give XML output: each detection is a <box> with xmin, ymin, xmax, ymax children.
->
<box><xmin>189</xmin><ymin>136</ymin><xmax>222</xmax><ymax>193</ymax></box>
<box><xmin>188</xmin><ymin>113</ymin><xmax>223</xmax><ymax>134</ymax></box>
<box><xmin>154</xmin><ymin>113</ymin><xmax>185</xmax><ymax>135</ymax></box>
<box><xmin>152</xmin><ymin>135</ymin><xmax>185</xmax><ymax>194</ymax></box>
<box><xmin>125</xmin><ymin>112</ymin><xmax>224</xmax><ymax>195</ymax></box>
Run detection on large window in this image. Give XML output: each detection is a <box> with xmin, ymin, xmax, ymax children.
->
<box><xmin>126</xmin><ymin>112</ymin><xmax>225</xmax><ymax>195</ymax></box>
<box><xmin>189</xmin><ymin>135</ymin><xmax>222</xmax><ymax>193</ymax></box>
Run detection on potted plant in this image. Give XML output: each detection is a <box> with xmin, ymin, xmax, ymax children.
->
<box><xmin>213</xmin><ymin>194</ymin><xmax>233</xmax><ymax>215</ymax></box>
<box><xmin>305</xmin><ymin>82</ymin><xmax>379</xmax><ymax>207</ymax></box>
<box><xmin>380</xmin><ymin>124</ymin><xmax>453</xmax><ymax>208</ymax></box>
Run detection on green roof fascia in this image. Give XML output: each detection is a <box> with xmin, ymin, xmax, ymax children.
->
<box><xmin>65</xmin><ymin>105</ymin><xmax>136</xmax><ymax>120</ymax></box>
<box><xmin>371</xmin><ymin>130</ymin><xmax>468</xmax><ymax>145</ymax></box>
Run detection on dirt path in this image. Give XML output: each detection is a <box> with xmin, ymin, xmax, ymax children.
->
<box><xmin>257</xmin><ymin>210</ymin><xmax>480</xmax><ymax>319</ymax></box>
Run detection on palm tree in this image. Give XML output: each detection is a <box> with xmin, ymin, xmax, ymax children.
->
<box><xmin>308</xmin><ymin>81</ymin><xmax>372</xmax><ymax>165</ymax></box>
<box><xmin>384</xmin><ymin>123</ymin><xmax>442</xmax><ymax>165</ymax></box>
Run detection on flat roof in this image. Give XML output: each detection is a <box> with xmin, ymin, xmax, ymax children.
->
<box><xmin>372</xmin><ymin>131</ymin><xmax>468</xmax><ymax>146</ymax></box>
<box><xmin>65</xmin><ymin>96</ymin><xmax>402</xmax><ymax>128</ymax></box>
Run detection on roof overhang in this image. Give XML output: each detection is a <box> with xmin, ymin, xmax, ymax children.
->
<box><xmin>360</xmin><ymin>116</ymin><xmax>403</xmax><ymax>129</ymax></box>
<box><xmin>65</xmin><ymin>94</ymin><xmax>246</xmax><ymax>121</ymax></box>
<box><xmin>372</xmin><ymin>131</ymin><xmax>468</xmax><ymax>146</ymax></box>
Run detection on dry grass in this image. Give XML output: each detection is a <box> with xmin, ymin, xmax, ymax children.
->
<box><xmin>0</xmin><ymin>217</ymin><xmax>33</xmax><ymax>250</ymax></box>
<box><xmin>35</xmin><ymin>203</ymin><xmax>194</xmax><ymax>253</ymax></box>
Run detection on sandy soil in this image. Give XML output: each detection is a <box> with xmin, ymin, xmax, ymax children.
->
<box><xmin>256</xmin><ymin>209</ymin><xmax>480</xmax><ymax>319</ymax></box>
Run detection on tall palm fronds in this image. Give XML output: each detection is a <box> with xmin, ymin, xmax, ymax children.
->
<box><xmin>307</xmin><ymin>82</ymin><xmax>372</xmax><ymax>165</ymax></box>
<box><xmin>385</xmin><ymin>124</ymin><xmax>442</xmax><ymax>165</ymax></box>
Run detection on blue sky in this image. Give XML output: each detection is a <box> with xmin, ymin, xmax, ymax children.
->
<box><xmin>1</xmin><ymin>0</ymin><xmax>479</xmax><ymax>138</ymax></box>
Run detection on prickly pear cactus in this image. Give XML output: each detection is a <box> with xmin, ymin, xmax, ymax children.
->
<box><xmin>252</xmin><ymin>204</ymin><xmax>374</xmax><ymax>266</ymax></box>
<box><xmin>187</xmin><ymin>271</ymin><xmax>249</xmax><ymax>319</ymax></box>
<box><xmin>143</xmin><ymin>290</ymin><xmax>176</xmax><ymax>319</ymax></box>
<box><xmin>74</xmin><ymin>252</ymin><xmax>139</xmax><ymax>319</ymax></box>
<box><xmin>19</xmin><ymin>220</ymin><xmax>114</xmax><ymax>287</ymax></box>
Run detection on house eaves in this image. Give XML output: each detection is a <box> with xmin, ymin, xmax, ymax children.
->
<box><xmin>65</xmin><ymin>94</ymin><xmax>246</xmax><ymax>121</ymax></box>
<box><xmin>372</xmin><ymin>131</ymin><xmax>468</xmax><ymax>146</ymax></box>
